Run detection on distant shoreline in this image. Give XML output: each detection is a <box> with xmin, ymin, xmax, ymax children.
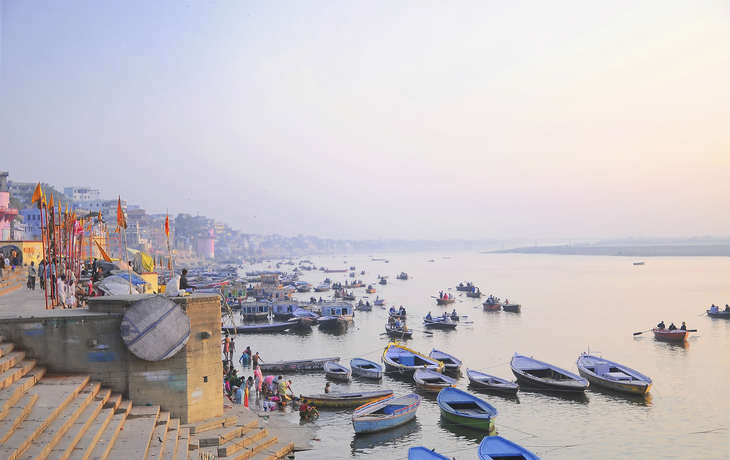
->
<box><xmin>487</xmin><ymin>244</ymin><xmax>730</xmax><ymax>257</ymax></box>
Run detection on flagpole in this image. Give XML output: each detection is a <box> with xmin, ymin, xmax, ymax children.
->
<box><xmin>35</xmin><ymin>185</ymin><xmax>50</xmax><ymax>310</ymax></box>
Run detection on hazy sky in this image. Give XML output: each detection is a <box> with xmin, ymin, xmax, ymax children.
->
<box><xmin>2</xmin><ymin>1</ymin><xmax>729</xmax><ymax>240</ymax></box>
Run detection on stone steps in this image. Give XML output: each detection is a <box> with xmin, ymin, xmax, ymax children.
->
<box><xmin>0</xmin><ymin>270</ymin><xmax>25</xmax><ymax>297</ymax></box>
<box><xmin>0</xmin><ymin>336</ymin><xmax>294</xmax><ymax>460</ymax></box>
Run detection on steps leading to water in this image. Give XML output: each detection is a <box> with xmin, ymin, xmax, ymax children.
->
<box><xmin>0</xmin><ymin>270</ymin><xmax>25</xmax><ymax>297</ymax></box>
<box><xmin>0</xmin><ymin>336</ymin><xmax>295</xmax><ymax>460</ymax></box>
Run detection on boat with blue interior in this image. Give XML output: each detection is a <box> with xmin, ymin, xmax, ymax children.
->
<box><xmin>350</xmin><ymin>358</ymin><xmax>384</xmax><ymax>380</ymax></box>
<box><xmin>478</xmin><ymin>436</ymin><xmax>541</xmax><ymax>460</ymax></box>
<box><xmin>437</xmin><ymin>387</ymin><xmax>498</xmax><ymax>432</ymax></box>
<box><xmin>382</xmin><ymin>343</ymin><xmax>444</xmax><ymax>375</ymax></box>
<box><xmin>352</xmin><ymin>393</ymin><xmax>422</xmax><ymax>434</ymax></box>
<box><xmin>510</xmin><ymin>353</ymin><xmax>589</xmax><ymax>393</ymax></box>
<box><xmin>317</xmin><ymin>302</ymin><xmax>354</xmax><ymax>330</ymax></box>
<box><xmin>576</xmin><ymin>353</ymin><xmax>652</xmax><ymax>395</ymax></box>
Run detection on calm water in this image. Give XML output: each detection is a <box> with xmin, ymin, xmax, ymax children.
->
<box><xmin>226</xmin><ymin>252</ymin><xmax>730</xmax><ymax>459</ymax></box>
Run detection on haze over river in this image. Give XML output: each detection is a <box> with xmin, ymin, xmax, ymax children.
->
<box><xmin>228</xmin><ymin>252</ymin><xmax>729</xmax><ymax>459</ymax></box>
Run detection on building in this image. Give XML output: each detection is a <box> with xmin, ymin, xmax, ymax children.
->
<box><xmin>19</xmin><ymin>208</ymin><xmax>43</xmax><ymax>238</ymax></box>
<box><xmin>75</xmin><ymin>198</ymin><xmax>126</xmax><ymax>223</ymax></box>
<box><xmin>0</xmin><ymin>172</ymin><xmax>19</xmax><ymax>241</ymax></box>
<box><xmin>64</xmin><ymin>186</ymin><xmax>100</xmax><ymax>202</ymax></box>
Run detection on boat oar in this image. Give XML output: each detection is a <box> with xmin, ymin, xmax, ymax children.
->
<box><xmin>633</xmin><ymin>329</ymin><xmax>652</xmax><ymax>336</ymax></box>
<box><xmin>411</xmin><ymin>328</ymin><xmax>433</xmax><ymax>335</ymax></box>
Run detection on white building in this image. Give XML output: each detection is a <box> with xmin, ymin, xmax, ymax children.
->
<box><xmin>64</xmin><ymin>186</ymin><xmax>100</xmax><ymax>202</ymax></box>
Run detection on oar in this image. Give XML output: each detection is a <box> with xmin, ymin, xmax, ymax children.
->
<box><xmin>410</xmin><ymin>328</ymin><xmax>433</xmax><ymax>335</ymax></box>
<box><xmin>633</xmin><ymin>329</ymin><xmax>652</xmax><ymax>336</ymax></box>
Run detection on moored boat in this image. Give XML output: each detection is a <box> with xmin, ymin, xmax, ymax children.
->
<box><xmin>384</xmin><ymin>324</ymin><xmax>413</xmax><ymax>339</ymax></box>
<box><xmin>576</xmin><ymin>353</ymin><xmax>652</xmax><ymax>395</ymax></box>
<box><xmin>318</xmin><ymin>302</ymin><xmax>354</xmax><ymax>330</ymax></box>
<box><xmin>301</xmin><ymin>390</ymin><xmax>393</xmax><ymax>408</ymax></box>
<box><xmin>652</xmin><ymin>328</ymin><xmax>689</xmax><ymax>342</ymax></box>
<box><xmin>382</xmin><ymin>343</ymin><xmax>444</xmax><ymax>375</ymax></box>
<box><xmin>429</xmin><ymin>349</ymin><xmax>463</xmax><ymax>372</ymax></box>
<box><xmin>314</xmin><ymin>283</ymin><xmax>331</xmax><ymax>292</ymax></box>
<box><xmin>413</xmin><ymin>369</ymin><xmax>457</xmax><ymax>392</ymax></box>
<box><xmin>408</xmin><ymin>447</ymin><xmax>451</xmax><ymax>460</ymax></box>
<box><xmin>466</xmin><ymin>368</ymin><xmax>519</xmax><ymax>395</ymax></box>
<box><xmin>510</xmin><ymin>353</ymin><xmax>589</xmax><ymax>392</ymax></box>
<box><xmin>260</xmin><ymin>356</ymin><xmax>340</xmax><ymax>372</ymax></box>
<box><xmin>350</xmin><ymin>358</ymin><xmax>383</xmax><ymax>380</ymax></box>
<box><xmin>324</xmin><ymin>361</ymin><xmax>351</xmax><ymax>381</ymax></box>
<box><xmin>478</xmin><ymin>435</ymin><xmax>541</xmax><ymax>460</ymax></box>
<box><xmin>437</xmin><ymin>387</ymin><xmax>498</xmax><ymax>431</ymax></box>
<box><xmin>286</xmin><ymin>316</ymin><xmax>316</xmax><ymax>329</ymax></box>
<box><xmin>239</xmin><ymin>301</ymin><xmax>271</xmax><ymax>320</ymax></box>
<box><xmin>225</xmin><ymin>322</ymin><xmax>290</xmax><ymax>334</ymax></box>
<box><xmin>352</xmin><ymin>393</ymin><xmax>422</xmax><ymax>434</ymax></box>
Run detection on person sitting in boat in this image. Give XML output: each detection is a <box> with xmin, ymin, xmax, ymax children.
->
<box><xmin>725</xmin><ymin>304</ymin><xmax>730</xmax><ymax>312</ymax></box>
<box><xmin>451</xmin><ymin>309</ymin><xmax>457</xmax><ymax>318</ymax></box>
<box><xmin>389</xmin><ymin>305</ymin><xmax>396</xmax><ymax>315</ymax></box>
<box><xmin>399</xmin><ymin>306</ymin><xmax>406</xmax><ymax>316</ymax></box>
<box><xmin>656</xmin><ymin>320</ymin><xmax>665</xmax><ymax>329</ymax></box>
<box><xmin>442</xmin><ymin>312</ymin><xmax>449</xmax><ymax>321</ymax></box>
<box><xmin>395</xmin><ymin>319</ymin><xmax>403</xmax><ymax>329</ymax></box>
<box><xmin>710</xmin><ymin>304</ymin><xmax>719</xmax><ymax>313</ymax></box>
<box><xmin>668</xmin><ymin>322</ymin><xmax>677</xmax><ymax>331</ymax></box>
<box><xmin>426</xmin><ymin>311</ymin><xmax>433</xmax><ymax>321</ymax></box>
<box><xmin>680</xmin><ymin>321</ymin><xmax>687</xmax><ymax>330</ymax></box>
<box><xmin>366</xmin><ymin>301</ymin><xmax>370</xmax><ymax>307</ymax></box>
<box><xmin>388</xmin><ymin>315</ymin><xmax>396</xmax><ymax>327</ymax></box>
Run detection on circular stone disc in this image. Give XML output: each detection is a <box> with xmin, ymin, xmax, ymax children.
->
<box><xmin>121</xmin><ymin>295</ymin><xmax>191</xmax><ymax>361</ymax></box>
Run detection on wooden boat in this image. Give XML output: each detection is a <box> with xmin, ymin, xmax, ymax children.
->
<box><xmin>225</xmin><ymin>322</ymin><xmax>290</xmax><ymax>334</ymax></box>
<box><xmin>466</xmin><ymin>368</ymin><xmax>519</xmax><ymax>395</ymax></box>
<box><xmin>388</xmin><ymin>310</ymin><xmax>407</xmax><ymax>320</ymax></box>
<box><xmin>301</xmin><ymin>390</ymin><xmax>394</xmax><ymax>408</ymax></box>
<box><xmin>374</xmin><ymin>297</ymin><xmax>387</xmax><ymax>307</ymax></box>
<box><xmin>482</xmin><ymin>301</ymin><xmax>501</xmax><ymax>311</ymax></box>
<box><xmin>318</xmin><ymin>302</ymin><xmax>354</xmax><ymax>330</ymax></box>
<box><xmin>408</xmin><ymin>447</ymin><xmax>451</xmax><ymax>460</ymax></box>
<box><xmin>342</xmin><ymin>292</ymin><xmax>356</xmax><ymax>301</ymax></box>
<box><xmin>324</xmin><ymin>361</ymin><xmax>351</xmax><ymax>381</ymax></box>
<box><xmin>633</xmin><ymin>262</ymin><xmax>645</xmax><ymax>266</ymax></box>
<box><xmin>379</xmin><ymin>278</ymin><xmax>387</xmax><ymax>285</ymax></box>
<box><xmin>260</xmin><ymin>356</ymin><xmax>340</xmax><ymax>372</ymax></box>
<box><xmin>510</xmin><ymin>353</ymin><xmax>589</xmax><ymax>392</ymax></box>
<box><xmin>324</xmin><ymin>269</ymin><xmax>348</xmax><ymax>273</ymax></box>
<box><xmin>576</xmin><ymin>353</ymin><xmax>652</xmax><ymax>395</ymax></box>
<box><xmin>707</xmin><ymin>309</ymin><xmax>730</xmax><ymax>319</ymax></box>
<box><xmin>355</xmin><ymin>302</ymin><xmax>372</xmax><ymax>312</ymax></box>
<box><xmin>455</xmin><ymin>283</ymin><xmax>474</xmax><ymax>292</ymax></box>
<box><xmin>350</xmin><ymin>358</ymin><xmax>383</xmax><ymax>380</ymax></box>
<box><xmin>314</xmin><ymin>283</ymin><xmax>331</xmax><ymax>292</ymax></box>
<box><xmin>437</xmin><ymin>387</ymin><xmax>498</xmax><ymax>432</ymax></box>
<box><xmin>382</xmin><ymin>343</ymin><xmax>444</xmax><ymax>375</ymax></box>
<box><xmin>652</xmin><ymin>328</ymin><xmax>688</xmax><ymax>342</ymax></box>
<box><xmin>423</xmin><ymin>317</ymin><xmax>457</xmax><ymax>330</ymax></box>
<box><xmin>502</xmin><ymin>303</ymin><xmax>521</xmax><ymax>313</ymax></box>
<box><xmin>239</xmin><ymin>301</ymin><xmax>270</xmax><ymax>321</ymax></box>
<box><xmin>271</xmin><ymin>301</ymin><xmax>305</xmax><ymax>320</ymax></box>
<box><xmin>286</xmin><ymin>316</ymin><xmax>316</xmax><ymax>329</ymax></box>
<box><xmin>352</xmin><ymin>393</ymin><xmax>422</xmax><ymax>434</ymax></box>
<box><xmin>435</xmin><ymin>297</ymin><xmax>455</xmax><ymax>305</ymax></box>
<box><xmin>413</xmin><ymin>369</ymin><xmax>457</xmax><ymax>392</ymax></box>
<box><xmin>466</xmin><ymin>289</ymin><xmax>482</xmax><ymax>298</ymax></box>
<box><xmin>478</xmin><ymin>436</ymin><xmax>541</xmax><ymax>460</ymax></box>
<box><xmin>366</xmin><ymin>286</ymin><xmax>376</xmax><ymax>294</ymax></box>
<box><xmin>384</xmin><ymin>324</ymin><xmax>413</xmax><ymax>339</ymax></box>
<box><xmin>396</xmin><ymin>273</ymin><xmax>409</xmax><ymax>280</ymax></box>
<box><xmin>429</xmin><ymin>349</ymin><xmax>463</xmax><ymax>372</ymax></box>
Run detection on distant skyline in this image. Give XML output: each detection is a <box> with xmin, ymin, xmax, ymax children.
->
<box><xmin>2</xmin><ymin>1</ymin><xmax>729</xmax><ymax>240</ymax></box>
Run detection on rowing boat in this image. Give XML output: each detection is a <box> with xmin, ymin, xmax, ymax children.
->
<box><xmin>437</xmin><ymin>387</ymin><xmax>498</xmax><ymax>431</ymax></box>
<box><xmin>413</xmin><ymin>369</ymin><xmax>457</xmax><ymax>392</ymax></box>
<box><xmin>324</xmin><ymin>361</ymin><xmax>351</xmax><ymax>381</ymax></box>
<box><xmin>382</xmin><ymin>343</ymin><xmax>444</xmax><ymax>375</ymax></box>
<box><xmin>350</xmin><ymin>358</ymin><xmax>383</xmax><ymax>380</ymax></box>
<box><xmin>510</xmin><ymin>353</ymin><xmax>589</xmax><ymax>392</ymax></box>
<box><xmin>652</xmin><ymin>328</ymin><xmax>688</xmax><ymax>342</ymax></box>
<box><xmin>478</xmin><ymin>436</ymin><xmax>541</xmax><ymax>460</ymax></box>
<box><xmin>435</xmin><ymin>297</ymin><xmax>455</xmax><ymax>305</ymax></box>
<box><xmin>576</xmin><ymin>353</ymin><xmax>652</xmax><ymax>395</ymax></box>
<box><xmin>502</xmin><ymin>303</ymin><xmax>521</xmax><ymax>313</ymax></box>
<box><xmin>301</xmin><ymin>390</ymin><xmax>393</xmax><ymax>408</ymax></box>
<box><xmin>224</xmin><ymin>322</ymin><xmax>290</xmax><ymax>334</ymax></box>
<box><xmin>428</xmin><ymin>349</ymin><xmax>462</xmax><ymax>372</ymax></box>
<box><xmin>423</xmin><ymin>317</ymin><xmax>457</xmax><ymax>330</ymax></box>
<box><xmin>408</xmin><ymin>447</ymin><xmax>451</xmax><ymax>460</ymax></box>
<box><xmin>259</xmin><ymin>356</ymin><xmax>340</xmax><ymax>372</ymax></box>
<box><xmin>466</xmin><ymin>368</ymin><xmax>519</xmax><ymax>395</ymax></box>
<box><xmin>352</xmin><ymin>393</ymin><xmax>422</xmax><ymax>434</ymax></box>
<box><xmin>384</xmin><ymin>324</ymin><xmax>413</xmax><ymax>339</ymax></box>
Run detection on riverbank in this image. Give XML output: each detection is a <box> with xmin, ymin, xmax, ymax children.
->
<box><xmin>489</xmin><ymin>244</ymin><xmax>730</xmax><ymax>257</ymax></box>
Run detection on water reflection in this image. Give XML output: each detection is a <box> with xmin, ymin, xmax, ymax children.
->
<box><xmin>437</xmin><ymin>417</ymin><xmax>496</xmax><ymax>442</ymax></box>
<box><xmin>587</xmin><ymin>385</ymin><xmax>653</xmax><ymax>407</ymax></box>
<box><xmin>350</xmin><ymin>419</ymin><xmax>420</xmax><ymax>453</ymax></box>
<box><xmin>516</xmin><ymin>387</ymin><xmax>590</xmax><ymax>404</ymax></box>
<box><xmin>467</xmin><ymin>384</ymin><xmax>521</xmax><ymax>403</ymax></box>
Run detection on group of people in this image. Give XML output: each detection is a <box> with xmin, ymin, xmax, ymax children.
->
<box><xmin>438</xmin><ymin>291</ymin><xmax>453</xmax><ymax>300</ymax></box>
<box><xmin>388</xmin><ymin>305</ymin><xmax>407</xmax><ymax>316</ymax></box>
<box><xmin>709</xmin><ymin>304</ymin><xmax>730</xmax><ymax>313</ymax></box>
<box><xmin>426</xmin><ymin>311</ymin><xmax>451</xmax><ymax>322</ymax></box>
<box><xmin>656</xmin><ymin>321</ymin><xmax>688</xmax><ymax>331</ymax></box>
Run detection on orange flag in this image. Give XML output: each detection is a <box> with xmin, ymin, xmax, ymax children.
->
<box><xmin>48</xmin><ymin>194</ymin><xmax>54</xmax><ymax>209</ymax></box>
<box><xmin>31</xmin><ymin>183</ymin><xmax>42</xmax><ymax>205</ymax></box>
<box><xmin>94</xmin><ymin>239</ymin><xmax>113</xmax><ymax>262</ymax></box>
<box><xmin>116</xmin><ymin>197</ymin><xmax>127</xmax><ymax>229</ymax></box>
<box><xmin>164</xmin><ymin>214</ymin><xmax>170</xmax><ymax>238</ymax></box>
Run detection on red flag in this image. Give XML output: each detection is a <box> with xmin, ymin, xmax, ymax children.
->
<box><xmin>116</xmin><ymin>197</ymin><xmax>127</xmax><ymax>229</ymax></box>
<box><xmin>164</xmin><ymin>214</ymin><xmax>170</xmax><ymax>238</ymax></box>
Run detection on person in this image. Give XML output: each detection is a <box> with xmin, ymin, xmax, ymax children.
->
<box><xmin>668</xmin><ymin>322</ymin><xmax>677</xmax><ymax>331</ymax></box>
<box><xmin>395</xmin><ymin>318</ymin><xmax>402</xmax><ymax>329</ymax></box>
<box><xmin>426</xmin><ymin>311</ymin><xmax>432</xmax><ymax>321</ymax></box>
<box><xmin>277</xmin><ymin>376</ymin><xmax>290</xmax><ymax>401</ymax></box>
<box><xmin>263</xmin><ymin>374</ymin><xmax>275</xmax><ymax>395</ymax></box>
<box><xmin>38</xmin><ymin>259</ymin><xmax>45</xmax><ymax>290</ymax></box>
<box><xmin>442</xmin><ymin>312</ymin><xmax>448</xmax><ymax>321</ymax></box>
<box><xmin>389</xmin><ymin>305</ymin><xmax>396</xmax><ymax>315</ymax></box>
<box><xmin>399</xmin><ymin>305</ymin><xmax>405</xmax><ymax>315</ymax></box>
<box><xmin>0</xmin><ymin>252</ymin><xmax>4</xmax><ymax>281</ymax></box>
<box><xmin>451</xmin><ymin>309</ymin><xmax>457</xmax><ymax>318</ymax></box>
<box><xmin>299</xmin><ymin>398</ymin><xmax>310</xmax><ymax>417</ymax></box>
<box><xmin>179</xmin><ymin>268</ymin><xmax>196</xmax><ymax>292</ymax></box>
<box><xmin>710</xmin><ymin>304</ymin><xmax>719</xmax><ymax>314</ymax></box>
<box><xmin>254</xmin><ymin>365</ymin><xmax>263</xmax><ymax>393</ymax></box>
<box><xmin>228</xmin><ymin>338</ymin><xmax>236</xmax><ymax>362</ymax></box>
<box><xmin>388</xmin><ymin>315</ymin><xmax>396</xmax><ymax>327</ymax></box>
<box><xmin>56</xmin><ymin>275</ymin><xmax>67</xmax><ymax>308</ymax></box>
<box><xmin>27</xmin><ymin>261</ymin><xmax>37</xmax><ymax>290</ymax></box>
<box><xmin>222</xmin><ymin>334</ymin><xmax>230</xmax><ymax>360</ymax></box>
<box><xmin>656</xmin><ymin>321</ymin><xmax>665</xmax><ymax>329</ymax></box>
<box><xmin>246</xmin><ymin>376</ymin><xmax>254</xmax><ymax>394</ymax></box>
<box><xmin>680</xmin><ymin>321</ymin><xmax>687</xmax><ymax>331</ymax></box>
<box><xmin>324</xmin><ymin>382</ymin><xmax>330</xmax><ymax>394</ymax></box>
<box><xmin>165</xmin><ymin>275</ymin><xmax>183</xmax><ymax>297</ymax></box>
<box><xmin>233</xmin><ymin>386</ymin><xmax>243</xmax><ymax>404</ymax></box>
<box><xmin>65</xmin><ymin>279</ymin><xmax>77</xmax><ymax>308</ymax></box>
<box><xmin>239</xmin><ymin>349</ymin><xmax>251</xmax><ymax>366</ymax></box>
<box><xmin>252</xmin><ymin>352</ymin><xmax>263</xmax><ymax>368</ymax></box>
<box><xmin>725</xmin><ymin>304</ymin><xmax>730</xmax><ymax>312</ymax></box>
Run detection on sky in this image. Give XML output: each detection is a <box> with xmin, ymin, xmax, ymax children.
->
<box><xmin>1</xmin><ymin>1</ymin><xmax>729</xmax><ymax>241</ymax></box>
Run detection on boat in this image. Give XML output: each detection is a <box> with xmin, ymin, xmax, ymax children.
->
<box><xmin>286</xmin><ymin>315</ymin><xmax>316</xmax><ymax>329</ymax></box>
<box><xmin>374</xmin><ymin>297</ymin><xmax>387</xmax><ymax>307</ymax></box>
<box><xmin>324</xmin><ymin>269</ymin><xmax>348</xmax><ymax>273</ymax></box>
<box><xmin>382</xmin><ymin>343</ymin><xmax>444</xmax><ymax>375</ymax></box>
<box><xmin>314</xmin><ymin>283</ymin><xmax>331</xmax><ymax>292</ymax></box>
<box><xmin>482</xmin><ymin>300</ymin><xmax>501</xmax><ymax>311</ymax></box>
<box><xmin>707</xmin><ymin>309</ymin><xmax>730</xmax><ymax>319</ymax></box>
<box><xmin>301</xmin><ymin>390</ymin><xmax>394</xmax><ymax>408</ymax></box>
<box><xmin>388</xmin><ymin>310</ymin><xmax>407</xmax><ymax>320</ymax></box>
<box><xmin>259</xmin><ymin>356</ymin><xmax>340</xmax><ymax>372</ymax></box>
<box><xmin>466</xmin><ymin>368</ymin><xmax>519</xmax><ymax>395</ymax></box>
<box><xmin>449</xmin><ymin>311</ymin><xmax>460</xmax><ymax>321</ymax></box>
<box><xmin>478</xmin><ymin>436</ymin><xmax>541</xmax><ymax>460</ymax></box>
<box><xmin>342</xmin><ymin>292</ymin><xmax>356</xmax><ymax>301</ymax></box>
<box><xmin>510</xmin><ymin>353</ymin><xmax>589</xmax><ymax>392</ymax></box>
<box><xmin>455</xmin><ymin>283</ymin><xmax>474</xmax><ymax>292</ymax></box>
<box><xmin>366</xmin><ymin>285</ymin><xmax>376</xmax><ymax>294</ymax></box>
<box><xmin>225</xmin><ymin>322</ymin><xmax>290</xmax><ymax>334</ymax></box>
<box><xmin>271</xmin><ymin>300</ymin><xmax>305</xmax><ymax>320</ymax></box>
<box><xmin>408</xmin><ymin>447</ymin><xmax>451</xmax><ymax>460</ymax></box>
<box><xmin>435</xmin><ymin>297</ymin><xmax>455</xmax><ymax>305</ymax></box>
<box><xmin>423</xmin><ymin>317</ymin><xmax>457</xmax><ymax>330</ymax></box>
<box><xmin>350</xmin><ymin>358</ymin><xmax>384</xmax><ymax>380</ymax></box>
<box><xmin>384</xmin><ymin>324</ymin><xmax>413</xmax><ymax>339</ymax></box>
<box><xmin>318</xmin><ymin>302</ymin><xmax>354</xmax><ymax>330</ymax></box>
<box><xmin>633</xmin><ymin>262</ymin><xmax>645</xmax><ymax>265</ymax></box>
<box><xmin>352</xmin><ymin>393</ymin><xmax>422</xmax><ymax>434</ymax></box>
<box><xmin>502</xmin><ymin>302</ymin><xmax>521</xmax><ymax>312</ymax></box>
<box><xmin>396</xmin><ymin>272</ymin><xmax>409</xmax><ymax>280</ymax></box>
<box><xmin>239</xmin><ymin>301</ymin><xmax>270</xmax><ymax>321</ymax></box>
<box><xmin>466</xmin><ymin>288</ymin><xmax>482</xmax><ymax>298</ymax></box>
<box><xmin>324</xmin><ymin>361</ymin><xmax>351</xmax><ymax>381</ymax></box>
<box><xmin>355</xmin><ymin>302</ymin><xmax>372</xmax><ymax>312</ymax></box>
<box><xmin>437</xmin><ymin>387</ymin><xmax>498</xmax><ymax>431</ymax></box>
<box><xmin>576</xmin><ymin>353</ymin><xmax>652</xmax><ymax>395</ymax></box>
<box><xmin>429</xmin><ymin>349</ymin><xmax>463</xmax><ymax>372</ymax></box>
<box><xmin>379</xmin><ymin>278</ymin><xmax>388</xmax><ymax>285</ymax></box>
<box><xmin>413</xmin><ymin>369</ymin><xmax>457</xmax><ymax>392</ymax></box>
<box><xmin>652</xmin><ymin>328</ymin><xmax>689</xmax><ymax>342</ymax></box>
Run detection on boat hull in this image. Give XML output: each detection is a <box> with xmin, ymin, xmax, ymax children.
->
<box><xmin>384</xmin><ymin>325</ymin><xmax>413</xmax><ymax>339</ymax></box>
<box><xmin>429</xmin><ymin>349</ymin><xmax>463</xmax><ymax>373</ymax></box>
<box><xmin>478</xmin><ymin>436</ymin><xmax>541</xmax><ymax>460</ymax></box>
<box><xmin>382</xmin><ymin>343</ymin><xmax>444</xmax><ymax>375</ymax></box>
<box><xmin>466</xmin><ymin>369</ymin><xmax>519</xmax><ymax>395</ymax></box>
<box><xmin>350</xmin><ymin>358</ymin><xmax>383</xmax><ymax>380</ymax></box>
<box><xmin>502</xmin><ymin>303</ymin><xmax>521</xmax><ymax>312</ymax></box>
<box><xmin>302</xmin><ymin>390</ymin><xmax>393</xmax><ymax>408</ymax></box>
<box><xmin>352</xmin><ymin>394</ymin><xmax>422</xmax><ymax>434</ymax></box>
<box><xmin>423</xmin><ymin>318</ymin><xmax>457</xmax><ymax>329</ymax></box>
<box><xmin>652</xmin><ymin>328</ymin><xmax>688</xmax><ymax>341</ymax></box>
<box><xmin>707</xmin><ymin>310</ymin><xmax>730</xmax><ymax>319</ymax></box>
<box><xmin>324</xmin><ymin>361</ymin><xmax>351</xmax><ymax>381</ymax></box>
<box><xmin>413</xmin><ymin>369</ymin><xmax>457</xmax><ymax>392</ymax></box>
<box><xmin>437</xmin><ymin>387</ymin><xmax>498</xmax><ymax>432</ymax></box>
<box><xmin>482</xmin><ymin>302</ymin><xmax>501</xmax><ymax>311</ymax></box>
<box><xmin>225</xmin><ymin>323</ymin><xmax>290</xmax><ymax>334</ymax></box>
<box><xmin>576</xmin><ymin>354</ymin><xmax>652</xmax><ymax>395</ymax></box>
<box><xmin>510</xmin><ymin>353</ymin><xmax>589</xmax><ymax>393</ymax></box>
<box><xmin>260</xmin><ymin>357</ymin><xmax>340</xmax><ymax>372</ymax></box>
<box><xmin>436</xmin><ymin>298</ymin><xmax>455</xmax><ymax>305</ymax></box>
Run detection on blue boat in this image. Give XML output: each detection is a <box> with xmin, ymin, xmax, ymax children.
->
<box><xmin>382</xmin><ymin>343</ymin><xmax>444</xmax><ymax>375</ymax></box>
<box><xmin>429</xmin><ymin>348</ymin><xmax>463</xmax><ymax>372</ymax></box>
<box><xmin>324</xmin><ymin>361</ymin><xmax>351</xmax><ymax>381</ymax></box>
<box><xmin>318</xmin><ymin>302</ymin><xmax>354</xmax><ymax>330</ymax></box>
<box><xmin>352</xmin><ymin>393</ymin><xmax>422</xmax><ymax>434</ymax></box>
<box><xmin>510</xmin><ymin>353</ymin><xmax>589</xmax><ymax>393</ymax></box>
<box><xmin>478</xmin><ymin>435</ymin><xmax>541</xmax><ymax>460</ymax></box>
<box><xmin>408</xmin><ymin>447</ymin><xmax>451</xmax><ymax>460</ymax></box>
<box><xmin>350</xmin><ymin>358</ymin><xmax>383</xmax><ymax>380</ymax></box>
<box><xmin>437</xmin><ymin>387</ymin><xmax>498</xmax><ymax>432</ymax></box>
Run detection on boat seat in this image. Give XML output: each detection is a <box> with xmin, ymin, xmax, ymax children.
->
<box><xmin>605</xmin><ymin>371</ymin><xmax>632</xmax><ymax>381</ymax></box>
<box><xmin>384</xmin><ymin>405</ymin><xmax>407</xmax><ymax>415</ymax></box>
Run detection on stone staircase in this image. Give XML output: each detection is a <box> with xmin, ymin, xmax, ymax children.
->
<box><xmin>0</xmin><ymin>336</ymin><xmax>295</xmax><ymax>460</ymax></box>
<box><xmin>0</xmin><ymin>269</ymin><xmax>25</xmax><ymax>297</ymax></box>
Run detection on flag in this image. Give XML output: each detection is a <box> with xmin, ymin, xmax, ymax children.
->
<box><xmin>116</xmin><ymin>197</ymin><xmax>127</xmax><ymax>230</ymax></box>
<box><xmin>94</xmin><ymin>239</ymin><xmax>112</xmax><ymax>262</ymax></box>
<box><xmin>164</xmin><ymin>214</ymin><xmax>170</xmax><ymax>238</ymax></box>
<box><xmin>31</xmin><ymin>183</ymin><xmax>42</xmax><ymax>206</ymax></box>
<box><xmin>48</xmin><ymin>194</ymin><xmax>54</xmax><ymax>209</ymax></box>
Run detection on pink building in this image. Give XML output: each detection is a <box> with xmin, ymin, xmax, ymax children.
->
<box><xmin>196</xmin><ymin>228</ymin><xmax>215</xmax><ymax>259</ymax></box>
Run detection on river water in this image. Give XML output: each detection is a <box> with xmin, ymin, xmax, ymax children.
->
<box><xmin>226</xmin><ymin>252</ymin><xmax>730</xmax><ymax>459</ymax></box>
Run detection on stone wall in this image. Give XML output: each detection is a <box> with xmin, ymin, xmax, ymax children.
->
<box><xmin>0</xmin><ymin>293</ymin><xmax>223</xmax><ymax>424</ymax></box>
